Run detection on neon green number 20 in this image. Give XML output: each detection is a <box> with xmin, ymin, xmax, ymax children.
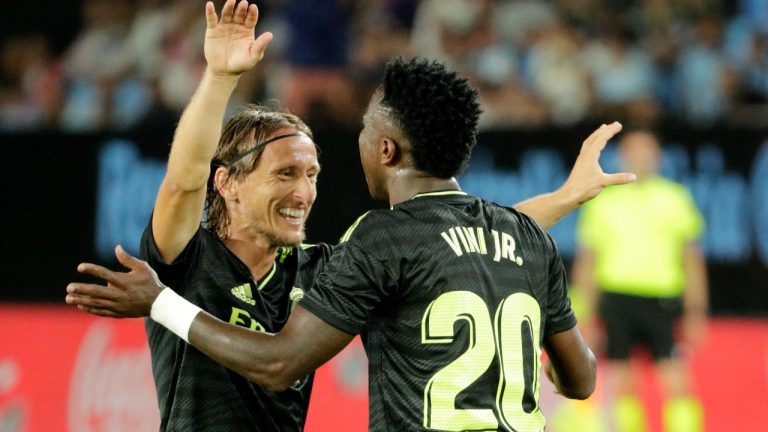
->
<box><xmin>421</xmin><ymin>291</ymin><xmax>544</xmax><ymax>431</ymax></box>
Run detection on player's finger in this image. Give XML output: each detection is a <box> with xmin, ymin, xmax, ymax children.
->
<box><xmin>580</xmin><ymin>124</ymin><xmax>607</xmax><ymax>152</ymax></box>
<box><xmin>66</xmin><ymin>282</ymin><xmax>121</xmax><ymax>300</ymax></box>
<box><xmin>205</xmin><ymin>1</ymin><xmax>218</xmax><ymax>28</ymax></box>
<box><xmin>244</xmin><ymin>3</ymin><xmax>259</xmax><ymax>29</ymax></box>
<box><xmin>77</xmin><ymin>304</ymin><xmax>121</xmax><ymax>318</ymax></box>
<box><xmin>252</xmin><ymin>32</ymin><xmax>273</xmax><ymax>60</ymax></box>
<box><xmin>66</xmin><ymin>291</ymin><xmax>117</xmax><ymax>307</ymax></box>
<box><xmin>220</xmin><ymin>0</ymin><xmax>236</xmax><ymax>23</ymax></box>
<box><xmin>588</xmin><ymin>122</ymin><xmax>622</xmax><ymax>152</ymax></box>
<box><xmin>233</xmin><ymin>0</ymin><xmax>248</xmax><ymax>25</ymax></box>
<box><xmin>603</xmin><ymin>172</ymin><xmax>637</xmax><ymax>186</ymax></box>
<box><xmin>115</xmin><ymin>245</ymin><xmax>144</xmax><ymax>271</ymax></box>
<box><xmin>77</xmin><ymin>263</ymin><xmax>122</xmax><ymax>284</ymax></box>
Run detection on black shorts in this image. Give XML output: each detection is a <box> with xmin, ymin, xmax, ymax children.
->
<box><xmin>598</xmin><ymin>291</ymin><xmax>681</xmax><ymax>361</ymax></box>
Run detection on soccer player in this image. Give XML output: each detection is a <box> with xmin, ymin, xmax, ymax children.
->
<box><xmin>68</xmin><ymin>49</ymin><xmax>633</xmax><ymax>430</ymax></box>
<box><xmin>126</xmin><ymin>1</ymin><xmax>322</xmax><ymax>429</ymax></box>
<box><xmin>571</xmin><ymin>129</ymin><xmax>707</xmax><ymax>432</ymax></box>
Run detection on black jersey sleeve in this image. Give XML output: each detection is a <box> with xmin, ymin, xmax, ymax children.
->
<box><xmin>139</xmin><ymin>213</ymin><xmax>203</xmax><ymax>295</ymax></box>
<box><xmin>300</xmin><ymin>239</ymin><xmax>396</xmax><ymax>335</ymax></box>
<box><xmin>543</xmin><ymin>234</ymin><xmax>577</xmax><ymax>336</ymax></box>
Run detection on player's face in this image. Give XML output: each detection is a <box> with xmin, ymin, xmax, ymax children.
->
<box><xmin>358</xmin><ymin>92</ymin><xmax>387</xmax><ymax>200</ymax></box>
<box><xmin>620</xmin><ymin>132</ymin><xmax>661</xmax><ymax>180</ymax></box>
<box><xmin>231</xmin><ymin>131</ymin><xmax>319</xmax><ymax>247</ymax></box>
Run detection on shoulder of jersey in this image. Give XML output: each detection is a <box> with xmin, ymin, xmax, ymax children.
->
<box><xmin>338</xmin><ymin>209</ymin><xmax>399</xmax><ymax>244</ymax></box>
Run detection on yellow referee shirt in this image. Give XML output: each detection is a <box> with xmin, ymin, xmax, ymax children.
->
<box><xmin>577</xmin><ymin>176</ymin><xmax>704</xmax><ymax>298</ymax></box>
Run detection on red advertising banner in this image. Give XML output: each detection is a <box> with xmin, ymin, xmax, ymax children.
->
<box><xmin>1</xmin><ymin>305</ymin><xmax>766</xmax><ymax>431</ymax></box>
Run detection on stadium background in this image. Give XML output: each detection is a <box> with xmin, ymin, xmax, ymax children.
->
<box><xmin>1</xmin><ymin>0</ymin><xmax>767</xmax><ymax>430</ymax></box>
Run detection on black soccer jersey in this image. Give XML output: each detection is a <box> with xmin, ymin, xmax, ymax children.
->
<box><xmin>301</xmin><ymin>191</ymin><xmax>576</xmax><ymax>432</ymax></box>
<box><xmin>141</xmin><ymin>219</ymin><xmax>334</xmax><ymax>431</ymax></box>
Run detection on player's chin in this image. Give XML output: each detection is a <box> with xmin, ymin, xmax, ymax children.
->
<box><xmin>274</xmin><ymin>226</ymin><xmax>306</xmax><ymax>247</ymax></box>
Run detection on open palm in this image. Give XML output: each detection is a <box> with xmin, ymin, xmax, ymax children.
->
<box><xmin>563</xmin><ymin>122</ymin><xmax>636</xmax><ymax>205</ymax></box>
<box><xmin>204</xmin><ymin>0</ymin><xmax>273</xmax><ymax>76</ymax></box>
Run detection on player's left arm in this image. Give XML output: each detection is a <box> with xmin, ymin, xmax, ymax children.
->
<box><xmin>682</xmin><ymin>241</ymin><xmax>708</xmax><ymax>346</ymax></box>
<box><xmin>513</xmin><ymin>122</ymin><xmax>635</xmax><ymax>229</ymax></box>
<box><xmin>65</xmin><ymin>245</ymin><xmax>353</xmax><ymax>391</ymax></box>
<box><xmin>543</xmin><ymin>327</ymin><xmax>596</xmax><ymax>399</ymax></box>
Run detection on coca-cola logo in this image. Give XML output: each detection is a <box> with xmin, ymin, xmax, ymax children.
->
<box><xmin>67</xmin><ymin>321</ymin><xmax>159</xmax><ymax>431</ymax></box>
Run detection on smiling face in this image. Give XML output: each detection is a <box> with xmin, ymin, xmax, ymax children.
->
<box><xmin>227</xmin><ymin>129</ymin><xmax>319</xmax><ymax>247</ymax></box>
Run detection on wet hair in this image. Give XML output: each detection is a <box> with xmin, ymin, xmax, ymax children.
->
<box><xmin>205</xmin><ymin>105</ymin><xmax>313</xmax><ymax>239</ymax></box>
<box><xmin>380</xmin><ymin>57</ymin><xmax>481</xmax><ymax>178</ymax></box>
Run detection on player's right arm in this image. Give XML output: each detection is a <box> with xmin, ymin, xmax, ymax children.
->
<box><xmin>152</xmin><ymin>0</ymin><xmax>272</xmax><ymax>263</ymax></box>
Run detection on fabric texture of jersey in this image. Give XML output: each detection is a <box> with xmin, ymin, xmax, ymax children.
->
<box><xmin>301</xmin><ymin>191</ymin><xmax>576</xmax><ymax>432</ymax></box>
<box><xmin>141</xmin><ymin>218</ymin><xmax>334</xmax><ymax>431</ymax></box>
<box><xmin>577</xmin><ymin>175</ymin><xmax>704</xmax><ymax>298</ymax></box>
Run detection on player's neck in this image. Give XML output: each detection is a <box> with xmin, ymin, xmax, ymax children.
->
<box><xmin>222</xmin><ymin>230</ymin><xmax>279</xmax><ymax>281</ymax></box>
<box><xmin>387</xmin><ymin>171</ymin><xmax>461</xmax><ymax>206</ymax></box>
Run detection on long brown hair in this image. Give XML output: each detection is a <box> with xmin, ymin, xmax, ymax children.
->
<box><xmin>204</xmin><ymin>105</ymin><xmax>313</xmax><ymax>239</ymax></box>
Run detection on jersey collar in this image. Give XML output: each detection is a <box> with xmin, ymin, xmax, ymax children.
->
<box><xmin>392</xmin><ymin>190</ymin><xmax>468</xmax><ymax>210</ymax></box>
<box><xmin>410</xmin><ymin>190</ymin><xmax>467</xmax><ymax>200</ymax></box>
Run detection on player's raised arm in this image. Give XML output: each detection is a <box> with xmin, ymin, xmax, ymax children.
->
<box><xmin>513</xmin><ymin>122</ymin><xmax>636</xmax><ymax>229</ymax></box>
<box><xmin>153</xmin><ymin>0</ymin><xmax>273</xmax><ymax>263</ymax></box>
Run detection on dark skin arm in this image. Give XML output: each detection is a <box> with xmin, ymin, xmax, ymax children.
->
<box><xmin>189</xmin><ymin>306</ymin><xmax>353</xmax><ymax>391</ymax></box>
<box><xmin>542</xmin><ymin>326</ymin><xmax>597</xmax><ymax>399</ymax></box>
<box><xmin>65</xmin><ymin>246</ymin><xmax>353</xmax><ymax>391</ymax></box>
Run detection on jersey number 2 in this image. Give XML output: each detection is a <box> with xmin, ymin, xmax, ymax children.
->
<box><xmin>421</xmin><ymin>291</ymin><xmax>544</xmax><ymax>431</ymax></box>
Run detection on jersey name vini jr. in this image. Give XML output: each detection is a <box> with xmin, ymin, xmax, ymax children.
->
<box><xmin>440</xmin><ymin>226</ymin><xmax>524</xmax><ymax>266</ymax></box>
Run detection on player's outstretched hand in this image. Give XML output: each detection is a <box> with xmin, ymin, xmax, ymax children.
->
<box><xmin>65</xmin><ymin>245</ymin><xmax>166</xmax><ymax>318</ymax></box>
<box><xmin>204</xmin><ymin>0</ymin><xmax>273</xmax><ymax>76</ymax></box>
<box><xmin>561</xmin><ymin>122</ymin><xmax>636</xmax><ymax>206</ymax></box>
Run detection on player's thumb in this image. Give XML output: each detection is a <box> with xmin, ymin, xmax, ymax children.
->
<box><xmin>604</xmin><ymin>172</ymin><xmax>636</xmax><ymax>186</ymax></box>
<box><xmin>115</xmin><ymin>245</ymin><xmax>142</xmax><ymax>269</ymax></box>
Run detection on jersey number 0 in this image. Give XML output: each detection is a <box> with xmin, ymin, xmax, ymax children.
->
<box><xmin>421</xmin><ymin>291</ymin><xmax>545</xmax><ymax>432</ymax></box>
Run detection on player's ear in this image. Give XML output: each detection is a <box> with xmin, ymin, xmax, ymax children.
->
<box><xmin>380</xmin><ymin>137</ymin><xmax>399</xmax><ymax>166</ymax></box>
<box><xmin>214</xmin><ymin>167</ymin><xmax>238</xmax><ymax>201</ymax></box>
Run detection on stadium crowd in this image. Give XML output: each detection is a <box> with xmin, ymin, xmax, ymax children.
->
<box><xmin>1</xmin><ymin>0</ymin><xmax>767</xmax><ymax>133</ymax></box>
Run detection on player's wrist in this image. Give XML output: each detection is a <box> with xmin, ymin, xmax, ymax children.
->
<box><xmin>150</xmin><ymin>288</ymin><xmax>203</xmax><ymax>343</ymax></box>
<box><xmin>203</xmin><ymin>67</ymin><xmax>241</xmax><ymax>85</ymax></box>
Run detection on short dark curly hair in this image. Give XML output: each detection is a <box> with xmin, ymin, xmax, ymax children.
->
<box><xmin>380</xmin><ymin>57</ymin><xmax>481</xmax><ymax>178</ymax></box>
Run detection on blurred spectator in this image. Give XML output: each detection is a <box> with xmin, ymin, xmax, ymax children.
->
<box><xmin>154</xmin><ymin>0</ymin><xmax>206</xmax><ymax>115</ymax></box>
<box><xmin>526</xmin><ymin>21</ymin><xmax>591</xmax><ymax>125</ymax></box>
<box><xmin>492</xmin><ymin>0</ymin><xmax>557</xmax><ymax>47</ymax></box>
<box><xmin>272</xmin><ymin>0</ymin><xmax>358</xmax><ymax>127</ymax></box>
<box><xmin>411</xmin><ymin>0</ymin><xmax>485</xmax><ymax>70</ymax></box>
<box><xmin>674</xmin><ymin>15</ymin><xmax>739</xmax><ymax>126</ymax></box>
<box><xmin>348</xmin><ymin>1</ymin><xmax>415</xmax><ymax>107</ymax></box>
<box><xmin>58</xmin><ymin>0</ymin><xmax>153</xmax><ymax>132</ymax></box>
<box><xmin>0</xmin><ymin>35</ymin><xmax>60</xmax><ymax>131</ymax></box>
<box><xmin>582</xmin><ymin>19</ymin><xmax>659</xmax><ymax>125</ymax></box>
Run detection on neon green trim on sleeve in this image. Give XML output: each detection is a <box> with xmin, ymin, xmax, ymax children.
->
<box><xmin>339</xmin><ymin>211</ymin><xmax>371</xmax><ymax>244</ymax></box>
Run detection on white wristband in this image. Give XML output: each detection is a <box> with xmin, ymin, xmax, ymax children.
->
<box><xmin>150</xmin><ymin>288</ymin><xmax>203</xmax><ymax>343</ymax></box>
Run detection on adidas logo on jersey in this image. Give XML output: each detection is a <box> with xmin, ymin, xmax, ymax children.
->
<box><xmin>231</xmin><ymin>283</ymin><xmax>256</xmax><ymax>306</ymax></box>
